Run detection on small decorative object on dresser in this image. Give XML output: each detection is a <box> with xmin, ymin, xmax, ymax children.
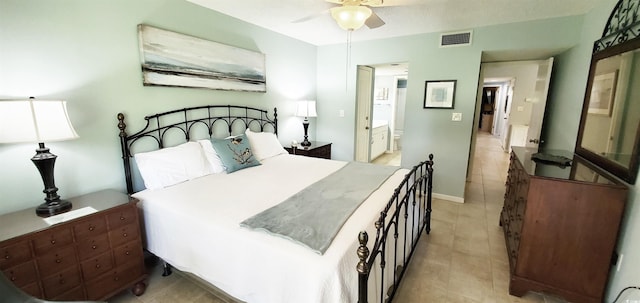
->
<box><xmin>0</xmin><ymin>189</ymin><xmax>147</xmax><ymax>301</ymax></box>
<box><xmin>284</xmin><ymin>141</ymin><xmax>331</xmax><ymax>159</ymax></box>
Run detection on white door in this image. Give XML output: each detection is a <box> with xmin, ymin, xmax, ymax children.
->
<box><xmin>355</xmin><ymin>65</ymin><xmax>374</xmax><ymax>162</ymax></box>
<box><xmin>525</xmin><ymin>57</ymin><xmax>554</xmax><ymax>147</ymax></box>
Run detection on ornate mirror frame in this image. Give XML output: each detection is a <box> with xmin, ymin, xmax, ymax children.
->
<box><xmin>575</xmin><ymin>0</ymin><xmax>640</xmax><ymax>184</ymax></box>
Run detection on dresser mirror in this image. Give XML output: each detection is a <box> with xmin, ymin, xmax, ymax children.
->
<box><xmin>576</xmin><ymin>35</ymin><xmax>640</xmax><ymax>184</ymax></box>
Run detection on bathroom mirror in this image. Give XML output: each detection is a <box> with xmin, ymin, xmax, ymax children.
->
<box><xmin>575</xmin><ymin>36</ymin><xmax>640</xmax><ymax>184</ymax></box>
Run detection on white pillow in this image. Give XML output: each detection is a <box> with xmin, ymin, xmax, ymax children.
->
<box><xmin>197</xmin><ymin>139</ymin><xmax>226</xmax><ymax>174</ymax></box>
<box><xmin>245</xmin><ymin>129</ymin><xmax>288</xmax><ymax>161</ymax></box>
<box><xmin>134</xmin><ymin>142</ymin><xmax>211</xmax><ymax>190</ymax></box>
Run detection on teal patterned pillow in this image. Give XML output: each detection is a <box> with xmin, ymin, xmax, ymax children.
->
<box><xmin>210</xmin><ymin>134</ymin><xmax>260</xmax><ymax>173</ymax></box>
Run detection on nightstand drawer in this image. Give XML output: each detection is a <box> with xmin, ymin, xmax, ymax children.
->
<box><xmin>109</xmin><ymin>223</ymin><xmax>140</xmax><ymax>248</ymax></box>
<box><xmin>33</xmin><ymin>228</ymin><xmax>73</xmax><ymax>256</ymax></box>
<box><xmin>0</xmin><ymin>240</ymin><xmax>31</xmax><ymax>269</ymax></box>
<box><xmin>37</xmin><ymin>245</ymin><xmax>77</xmax><ymax>277</ymax></box>
<box><xmin>42</xmin><ymin>266</ymin><xmax>82</xmax><ymax>299</ymax></box>
<box><xmin>77</xmin><ymin>233</ymin><xmax>110</xmax><ymax>261</ymax></box>
<box><xmin>86</xmin><ymin>261</ymin><xmax>142</xmax><ymax>299</ymax></box>
<box><xmin>3</xmin><ymin>261</ymin><xmax>38</xmax><ymax>287</ymax></box>
<box><xmin>81</xmin><ymin>250</ymin><xmax>114</xmax><ymax>280</ymax></box>
<box><xmin>113</xmin><ymin>241</ymin><xmax>143</xmax><ymax>266</ymax></box>
<box><xmin>74</xmin><ymin>217</ymin><xmax>107</xmax><ymax>240</ymax></box>
<box><xmin>106</xmin><ymin>205</ymin><xmax>137</xmax><ymax>229</ymax></box>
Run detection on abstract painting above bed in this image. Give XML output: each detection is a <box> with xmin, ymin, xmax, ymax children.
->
<box><xmin>137</xmin><ymin>25</ymin><xmax>266</xmax><ymax>92</ymax></box>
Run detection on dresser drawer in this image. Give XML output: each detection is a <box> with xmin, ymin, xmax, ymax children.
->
<box><xmin>81</xmin><ymin>250</ymin><xmax>113</xmax><ymax>280</ymax></box>
<box><xmin>74</xmin><ymin>217</ymin><xmax>107</xmax><ymax>241</ymax></box>
<box><xmin>77</xmin><ymin>233</ymin><xmax>110</xmax><ymax>261</ymax></box>
<box><xmin>107</xmin><ymin>205</ymin><xmax>137</xmax><ymax>229</ymax></box>
<box><xmin>109</xmin><ymin>223</ymin><xmax>140</xmax><ymax>248</ymax></box>
<box><xmin>3</xmin><ymin>260</ymin><xmax>38</xmax><ymax>287</ymax></box>
<box><xmin>33</xmin><ymin>228</ymin><xmax>73</xmax><ymax>256</ymax></box>
<box><xmin>0</xmin><ymin>240</ymin><xmax>31</xmax><ymax>269</ymax></box>
<box><xmin>86</xmin><ymin>262</ymin><xmax>142</xmax><ymax>299</ymax></box>
<box><xmin>37</xmin><ymin>245</ymin><xmax>77</xmax><ymax>277</ymax></box>
<box><xmin>42</xmin><ymin>266</ymin><xmax>82</xmax><ymax>299</ymax></box>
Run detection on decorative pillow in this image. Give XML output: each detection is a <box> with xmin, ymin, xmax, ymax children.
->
<box><xmin>197</xmin><ymin>139</ymin><xmax>226</xmax><ymax>174</ymax></box>
<box><xmin>245</xmin><ymin>129</ymin><xmax>288</xmax><ymax>161</ymax></box>
<box><xmin>210</xmin><ymin>134</ymin><xmax>261</xmax><ymax>173</ymax></box>
<box><xmin>134</xmin><ymin>142</ymin><xmax>211</xmax><ymax>190</ymax></box>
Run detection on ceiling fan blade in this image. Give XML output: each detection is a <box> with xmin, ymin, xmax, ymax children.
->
<box><xmin>365</xmin><ymin>11</ymin><xmax>385</xmax><ymax>29</ymax></box>
<box><xmin>291</xmin><ymin>9</ymin><xmax>330</xmax><ymax>23</ymax></box>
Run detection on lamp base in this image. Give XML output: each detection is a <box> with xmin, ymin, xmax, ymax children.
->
<box><xmin>301</xmin><ymin>139</ymin><xmax>312</xmax><ymax>147</ymax></box>
<box><xmin>36</xmin><ymin>199</ymin><xmax>72</xmax><ymax>217</ymax></box>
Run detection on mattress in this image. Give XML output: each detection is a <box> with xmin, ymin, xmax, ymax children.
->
<box><xmin>133</xmin><ymin>154</ymin><xmax>410</xmax><ymax>303</ymax></box>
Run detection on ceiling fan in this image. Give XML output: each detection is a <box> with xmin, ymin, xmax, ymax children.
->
<box><xmin>294</xmin><ymin>0</ymin><xmax>390</xmax><ymax>31</ymax></box>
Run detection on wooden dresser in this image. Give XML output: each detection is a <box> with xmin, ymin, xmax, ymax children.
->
<box><xmin>501</xmin><ymin>147</ymin><xmax>628</xmax><ymax>303</ymax></box>
<box><xmin>0</xmin><ymin>189</ymin><xmax>146</xmax><ymax>301</ymax></box>
<box><xmin>284</xmin><ymin>141</ymin><xmax>332</xmax><ymax>159</ymax></box>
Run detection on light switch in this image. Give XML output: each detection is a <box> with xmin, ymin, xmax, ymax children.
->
<box><xmin>452</xmin><ymin>112</ymin><xmax>462</xmax><ymax>121</ymax></box>
<box><xmin>517</xmin><ymin>106</ymin><xmax>524</xmax><ymax>112</ymax></box>
<box><xmin>339</xmin><ymin>110</ymin><xmax>345</xmax><ymax>117</ymax></box>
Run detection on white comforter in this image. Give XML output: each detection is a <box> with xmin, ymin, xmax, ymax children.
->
<box><xmin>133</xmin><ymin>154</ymin><xmax>408</xmax><ymax>303</ymax></box>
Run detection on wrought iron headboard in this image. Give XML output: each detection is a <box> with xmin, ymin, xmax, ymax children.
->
<box><xmin>117</xmin><ymin>105</ymin><xmax>278</xmax><ymax>194</ymax></box>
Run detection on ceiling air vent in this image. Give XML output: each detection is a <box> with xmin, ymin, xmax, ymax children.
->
<box><xmin>440</xmin><ymin>30</ymin><xmax>472</xmax><ymax>47</ymax></box>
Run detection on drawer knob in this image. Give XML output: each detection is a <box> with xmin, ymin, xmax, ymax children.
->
<box><xmin>55</xmin><ymin>259</ymin><xmax>61</xmax><ymax>264</ymax></box>
<box><xmin>123</xmin><ymin>233</ymin><xmax>128</xmax><ymax>237</ymax></box>
<box><xmin>114</xmin><ymin>276</ymin><xmax>120</xmax><ymax>281</ymax></box>
<box><xmin>89</xmin><ymin>226</ymin><xmax>95</xmax><ymax>231</ymax></box>
<box><xmin>92</xmin><ymin>245</ymin><xmax>97</xmax><ymax>249</ymax></box>
<box><xmin>125</xmin><ymin>251</ymin><xmax>130</xmax><ymax>256</ymax></box>
<box><xmin>10</xmin><ymin>276</ymin><xmax>16</xmax><ymax>282</ymax></box>
<box><xmin>95</xmin><ymin>264</ymin><xmax>101</xmax><ymax>269</ymax></box>
<box><xmin>50</xmin><ymin>240</ymin><xmax>56</xmax><ymax>244</ymax></box>
<box><xmin>120</xmin><ymin>216</ymin><xmax>125</xmax><ymax>221</ymax></box>
<box><xmin>4</xmin><ymin>254</ymin><xmax>9</xmax><ymax>260</ymax></box>
<box><xmin>59</xmin><ymin>279</ymin><xmax>65</xmax><ymax>285</ymax></box>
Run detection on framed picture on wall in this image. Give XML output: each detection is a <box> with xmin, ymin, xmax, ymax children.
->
<box><xmin>424</xmin><ymin>80</ymin><xmax>456</xmax><ymax>109</ymax></box>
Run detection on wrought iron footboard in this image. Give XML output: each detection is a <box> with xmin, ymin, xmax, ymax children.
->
<box><xmin>357</xmin><ymin>154</ymin><xmax>434</xmax><ymax>303</ymax></box>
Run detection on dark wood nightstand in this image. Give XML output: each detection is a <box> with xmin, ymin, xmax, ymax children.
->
<box><xmin>0</xmin><ymin>189</ymin><xmax>147</xmax><ymax>301</ymax></box>
<box><xmin>284</xmin><ymin>141</ymin><xmax>332</xmax><ymax>159</ymax></box>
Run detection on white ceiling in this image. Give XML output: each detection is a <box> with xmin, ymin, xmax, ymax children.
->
<box><xmin>186</xmin><ymin>0</ymin><xmax>602</xmax><ymax>46</ymax></box>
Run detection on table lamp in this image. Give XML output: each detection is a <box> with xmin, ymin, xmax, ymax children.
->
<box><xmin>295</xmin><ymin>100</ymin><xmax>317</xmax><ymax>147</ymax></box>
<box><xmin>0</xmin><ymin>98</ymin><xmax>79</xmax><ymax>217</ymax></box>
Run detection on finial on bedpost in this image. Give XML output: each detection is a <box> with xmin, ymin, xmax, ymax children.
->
<box><xmin>357</xmin><ymin>231</ymin><xmax>370</xmax><ymax>303</ymax></box>
<box><xmin>118</xmin><ymin>113</ymin><xmax>127</xmax><ymax>138</ymax></box>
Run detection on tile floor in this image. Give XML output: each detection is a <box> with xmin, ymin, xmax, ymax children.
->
<box><xmin>111</xmin><ymin>132</ymin><xmax>568</xmax><ymax>303</ymax></box>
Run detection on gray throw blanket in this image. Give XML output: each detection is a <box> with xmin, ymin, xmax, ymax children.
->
<box><xmin>240</xmin><ymin>162</ymin><xmax>399</xmax><ymax>255</ymax></box>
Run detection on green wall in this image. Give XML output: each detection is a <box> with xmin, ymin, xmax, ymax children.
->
<box><xmin>0</xmin><ymin>0</ymin><xmax>317</xmax><ymax>214</ymax></box>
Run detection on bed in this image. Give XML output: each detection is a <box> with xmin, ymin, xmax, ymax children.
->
<box><xmin>116</xmin><ymin>105</ymin><xmax>433</xmax><ymax>303</ymax></box>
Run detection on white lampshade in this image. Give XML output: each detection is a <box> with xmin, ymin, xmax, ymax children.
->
<box><xmin>296</xmin><ymin>100</ymin><xmax>318</xmax><ymax>118</ymax></box>
<box><xmin>0</xmin><ymin>100</ymin><xmax>79</xmax><ymax>143</ymax></box>
<box><xmin>330</xmin><ymin>5</ymin><xmax>372</xmax><ymax>31</ymax></box>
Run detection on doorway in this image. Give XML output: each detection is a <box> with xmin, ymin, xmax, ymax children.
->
<box><xmin>355</xmin><ymin>62</ymin><xmax>408</xmax><ymax>166</ymax></box>
<box><xmin>467</xmin><ymin>57</ymin><xmax>554</xmax><ymax>180</ymax></box>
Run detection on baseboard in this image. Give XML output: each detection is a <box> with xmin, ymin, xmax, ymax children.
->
<box><xmin>433</xmin><ymin>192</ymin><xmax>464</xmax><ymax>203</ymax></box>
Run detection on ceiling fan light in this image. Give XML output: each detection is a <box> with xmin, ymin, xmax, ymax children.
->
<box><xmin>330</xmin><ymin>6</ymin><xmax>372</xmax><ymax>30</ymax></box>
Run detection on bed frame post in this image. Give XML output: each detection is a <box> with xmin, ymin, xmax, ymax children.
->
<box><xmin>426</xmin><ymin>154</ymin><xmax>434</xmax><ymax>233</ymax></box>
<box><xmin>357</xmin><ymin>231</ymin><xmax>370</xmax><ymax>303</ymax></box>
<box><xmin>117</xmin><ymin>113</ymin><xmax>134</xmax><ymax>195</ymax></box>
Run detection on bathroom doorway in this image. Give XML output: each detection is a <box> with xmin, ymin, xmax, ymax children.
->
<box><xmin>370</xmin><ymin>62</ymin><xmax>408</xmax><ymax>166</ymax></box>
